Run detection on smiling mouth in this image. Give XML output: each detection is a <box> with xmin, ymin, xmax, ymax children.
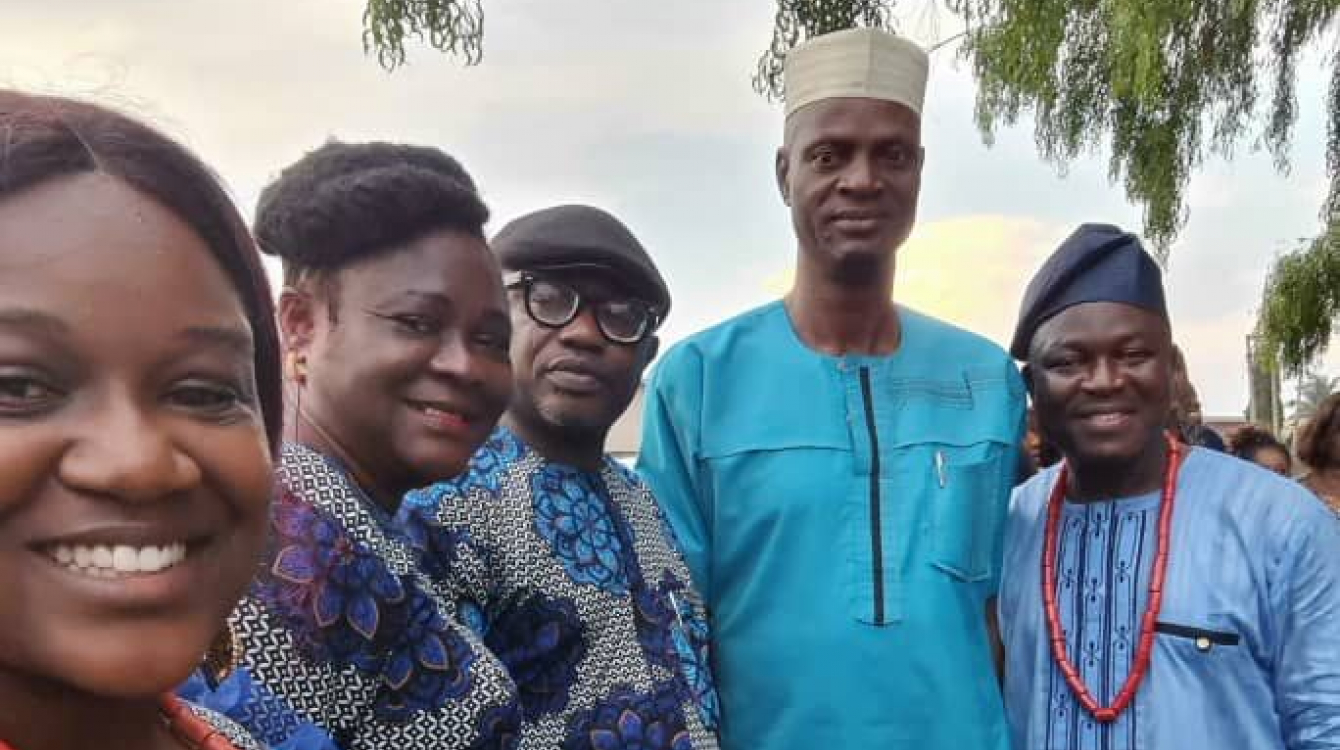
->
<box><xmin>45</xmin><ymin>542</ymin><xmax>189</xmax><ymax>579</ymax></box>
<box><xmin>1080</xmin><ymin>412</ymin><xmax>1134</xmax><ymax>428</ymax></box>
<box><xmin>409</xmin><ymin>401</ymin><xmax>469</xmax><ymax>422</ymax></box>
<box><xmin>408</xmin><ymin>400</ymin><xmax>473</xmax><ymax>432</ymax></box>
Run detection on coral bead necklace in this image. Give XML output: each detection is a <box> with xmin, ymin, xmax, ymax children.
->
<box><xmin>1042</xmin><ymin>432</ymin><xmax>1183</xmax><ymax>723</ymax></box>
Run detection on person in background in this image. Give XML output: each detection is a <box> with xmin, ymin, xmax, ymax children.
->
<box><xmin>639</xmin><ymin>28</ymin><xmax>1024</xmax><ymax>750</ymax></box>
<box><xmin>0</xmin><ymin>91</ymin><xmax>282</xmax><ymax>750</ymax></box>
<box><xmin>1000</xmin><ymin>223</ymin><xmax>1340</xmax><ymax>750</ymax></box>
<box><xmin>1169</xmin><ymin>347</ymin><xmax>1226</xmax><ymax>451</ymax></box>
<box><xmin>400</xmin><ymin>205</ymin><xmax>719</xmax><ymax>750</ymax></box>
<box><xmin>1022</xmin><ymin>407</ymin><xmax>1062</xmax><ymax>478</ymax></box>
<box><xmin>183</xmin><ymin>141</ymin><xmax>521</xmax><ymax>749</ymax></box>
<box><xmin>1297</xmin><ymin>392</ymin><xmax>1340</xmax><ymax>515</ymax></box>
<box><xmin>1227</xmin><ymin>424</ymin><xmax>1292</xmax><ymax>476</ymax></box>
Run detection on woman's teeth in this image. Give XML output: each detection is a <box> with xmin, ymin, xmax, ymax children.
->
<box><xmin>48</xmin><ymin>543</ymin><xmax>188</xmax><ymax>578</ymax></box>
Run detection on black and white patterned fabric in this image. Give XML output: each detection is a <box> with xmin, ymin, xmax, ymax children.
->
<box><xmin>399</xmin><ymin>427</ymin><xmax>720</xmax><ymax>750</ymax></box>
<box><xmin>186</xmin><ymin>702</ymin><xmax>270</xmax><ymax>750</ymax></box>
<box><xmin>190</xmin><ymin>442</ymin><xmax>521</xmax><ymax>750</ymax></box>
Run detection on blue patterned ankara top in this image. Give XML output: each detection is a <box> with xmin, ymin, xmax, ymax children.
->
<box><xmin>182</xmin><ymin>443</ymin><xmax>521</xmax><ymax>750</ymax></box>
<box><xmin>400</xmin><ymin>427</ymin><xmax>719</xmax><ymax>750</ymax></box>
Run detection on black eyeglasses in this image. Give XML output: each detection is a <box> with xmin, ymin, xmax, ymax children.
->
<box><xmin>505</xmin><ymin>272</ymin><xmax>661</xmax><ymax>345</ymax></box>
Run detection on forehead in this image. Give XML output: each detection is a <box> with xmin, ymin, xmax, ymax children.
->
<box><xmin>339</xmin><ymin>229</ymin><xmax>501</xmax><ymax>300</ymax></box>
<box><xmin>785</xmin><ymin>97</ymin><xmax>921</xmax><ymax>146</ymax></box>
<box><xmin>0</xmin><ymin>173</ymin><xmax>247</xmax><ymax>330</ymax></box>
<box><xmin>1032</xmin><ymin>301</ymin><xmax>1170</xmax><ymax>351</ymax></box>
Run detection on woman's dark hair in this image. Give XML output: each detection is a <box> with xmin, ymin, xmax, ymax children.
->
<box><xmin>254</xmin><ymin>140</ymin><xmax>489</xmax><ymax>290</ymax></box>
<box><xmin>1228</xmin><ymin>424</ymin><xmax>1288</xmax><ymax>463</ymax></box>
<box><xmin>0</xmin><ymin>90</ymin><xmax>283</xmax><ymax>454</ymax></box>
<box><xmin>1296</xmin><ymin>393</ymin><xmax>1340</xmax><ymax>470</ymax></box>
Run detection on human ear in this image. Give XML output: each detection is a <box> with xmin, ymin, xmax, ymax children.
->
<box><xmin>775</xmin><ymin>147</ymin><xmax>791</xmax><ymax>207</ymax></box>
<box><xmin>277</xmin><ymin>287</ymin><xmax>317</xmax><ymax>358</ymax></box>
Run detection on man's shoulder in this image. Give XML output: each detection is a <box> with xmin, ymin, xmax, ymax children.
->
<box><xmin>652</xmin><ymin>301</ymin><xmax>788</xmax><ymax>381</ymax></box>
<box><xmin>898</xmin><ymin>308</ymin><xmax>1024</xmax><ymax>409</ymax></box>
<box><xmin>1010</xmin><ymin>465</ymin><xmax>1059</xmax><ymax>517</ymax></box>
<box><xmin>404</xmin><ymin>428</ymin><xmax>530</xmax><ymax>510</ymax></box>
<box><xmin>666</xmin><ymin>301</ymin><xmax>785</xmax><ymax>354</ymax></box>
<box><xmin>1184</xmin><ymin>447</ymin><xmax>1334</xmax><ymax>524</ymax></box>
<box><xmin>604</xmin><ymin>455</ymin><xmax>648</xmax><ymax>491</ymax></box>
<box><xmin>901</xmin><ymin>306</ymin><xmax>1016</xmax><ymax>368</ymax></box>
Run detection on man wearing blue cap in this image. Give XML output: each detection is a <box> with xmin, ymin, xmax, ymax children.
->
<box><xmin>400</xmin><ymin>206</ymin><xmax>720</xmax><ymax>749</ymax></box>
<box><xmin>1000</xmin><ymin>223</ymin><xmax>1340</xmax><ymax>749</ymax></box>
<box><xmin>639</xmin><ymin>27</ymin><xmax>1024</xmax><ymax>750</ymax></box>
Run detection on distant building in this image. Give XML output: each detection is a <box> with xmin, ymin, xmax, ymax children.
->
<box><xmin>1206</xmin><ymin>415</ymin><xmax>1249</xmax><ymax>443</ymax></box>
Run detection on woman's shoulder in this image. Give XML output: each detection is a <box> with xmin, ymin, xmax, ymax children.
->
<box><xmin>181</xmin><ymin>701</ymin><xmax>273</xmax><ymax>750</ymax></box>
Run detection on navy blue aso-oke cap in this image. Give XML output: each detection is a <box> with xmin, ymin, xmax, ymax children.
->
<box><xmin>1009</xmin><ymin>223</ymin><xmax>1167</xmax><ymax>360</ymax></box>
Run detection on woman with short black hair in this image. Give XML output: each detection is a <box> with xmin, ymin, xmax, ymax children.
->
<box><xmin>186</xmin><ymin>140</ymin><xmax>521</xmax><ymax>749</ymax></box>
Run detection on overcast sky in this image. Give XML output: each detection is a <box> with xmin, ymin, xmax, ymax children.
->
<box><xmin>5</xmin><ymin>0</ymin><xmax>1336</xmax><ymax>415</ymax></box>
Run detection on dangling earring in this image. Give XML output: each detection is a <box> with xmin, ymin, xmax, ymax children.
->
<box><xmin>285</xmin><ymin>351</ymin><xmax>308</xmax><ymax>385</ymax></box>
<box><xmin>201</xmin><ymin>621</ymin><xmax>241</xmax><ymax>688</ymax></box>
<box><xmin>284</xmin><ymin>351</ymin><xmax>307</xmax><ymax>443</ymax></box>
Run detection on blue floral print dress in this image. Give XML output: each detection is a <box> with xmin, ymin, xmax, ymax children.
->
<box><xmin>398</xmin><ymin>427</ymin><xmax>720</xmax><ymax>750</ymax></box>
<box><xmin>185</xmin><ymin>442</ymin><xmax>521</xmax><ymax>750</ymax></box>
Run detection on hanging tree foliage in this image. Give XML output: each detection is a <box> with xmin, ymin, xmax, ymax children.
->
<box><xmin>363</xmin><ymin>0</ymin><xmax>485</xmax><ymax>70</ymax></box>
<box><xmin>359</xmin><ymin>0</ymin><xmax>1337</xmax><ymax>253</ymax></box>
<box><xmin>1257</xmin><ymin>228</ymin><xmax>1340</xmax><ymax>375</ymax></box>
<box><xmin>948</xmin><ymin>0</ymin><xmax>1340</xmax><ymax>254</ymax></box>
<box><xmin>359</xmin><ymin>0</ymin><xmax>1340</xmax><ymax>367</ymax></box>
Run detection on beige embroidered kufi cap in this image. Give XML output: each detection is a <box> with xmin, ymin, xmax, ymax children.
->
<box><xmin>783</xmin><ymin>28</ymin><xmax>929</xmax><ymax>118</ymax></box>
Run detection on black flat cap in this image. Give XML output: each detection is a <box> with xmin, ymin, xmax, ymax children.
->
<box><xmin>1010</xmin><ymin>223</ymin><xmax>1167</xmax><ymax>360</ymax></box>
<box><xmin>491</xmin><ymin>205</ymin><xmax>671</xmax><ymax>317</ymax></box>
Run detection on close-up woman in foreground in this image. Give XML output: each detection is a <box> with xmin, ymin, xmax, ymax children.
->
<box><xmin>0</xmin><ymin>91</ymin><xmax>282</xmax><ymax>749</ymax></box>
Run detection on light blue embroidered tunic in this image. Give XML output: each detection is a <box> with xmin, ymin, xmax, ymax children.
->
<box><xmin>638</xmin><ymin>301</ymin><xmax>1025</xmax><ymax>750</ymax></box>
<box><xmin>1001</xmin><ymin>448</ymin><xmax>1340</xmax><ymax>749</ymax></box>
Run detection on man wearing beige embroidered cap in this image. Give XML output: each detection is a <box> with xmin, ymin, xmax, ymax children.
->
<box><xmin>638</xmin><ymin>27</ymin><xmax>1024</xmax><ymax>750</ymax></box>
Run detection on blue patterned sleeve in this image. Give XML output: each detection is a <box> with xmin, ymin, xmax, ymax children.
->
<box><xmin>178</xmin><ymin>669</ymin><xmax>341</xmax><ymax>750</ymax></box>
<box><xmin>1273</xmin><ymin>499</ymin><xmax>1340</xmax><ymax>748</ymax></box>
<box><xmin>399</xmin><ymin>481</ymin><xmax>499</xmax><ymax>613</ymax></box>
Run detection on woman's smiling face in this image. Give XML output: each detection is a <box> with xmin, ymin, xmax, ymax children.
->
<box><xmin>0</xmin><ymin>172</ymin><xmax>273</xmax><ymax>698</ymax></box>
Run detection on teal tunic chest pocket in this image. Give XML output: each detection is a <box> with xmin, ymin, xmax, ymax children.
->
<box><xmin>926</xmin><ymin>441</ymin><xmax>1006</xmax><ymax>583</ymax></box>
<box><xmin>844</xmin><ymin>370</ymin><xmax>1020</xmax><ymax>625</ymax></box>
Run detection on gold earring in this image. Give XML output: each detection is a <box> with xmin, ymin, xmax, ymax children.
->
<box><xmin>201</xmin><ymin>621</ymin><xmax>241</xmax><ymax>688</ymax></box>
<box><xmin>286</xmin><ymin>351</ymin><xmax>308</xmax><ymax>385</ymax></box>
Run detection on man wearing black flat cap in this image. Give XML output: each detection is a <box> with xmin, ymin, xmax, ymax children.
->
<box><xmin>998</xmin><ymin>223</ymin><xmax>1340</xmax><ymax>749</ymax></box>
<box><xmin>397</xmin><ymin>205</ymin><xmax>720</xmax><ymax>750</ymax></box>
